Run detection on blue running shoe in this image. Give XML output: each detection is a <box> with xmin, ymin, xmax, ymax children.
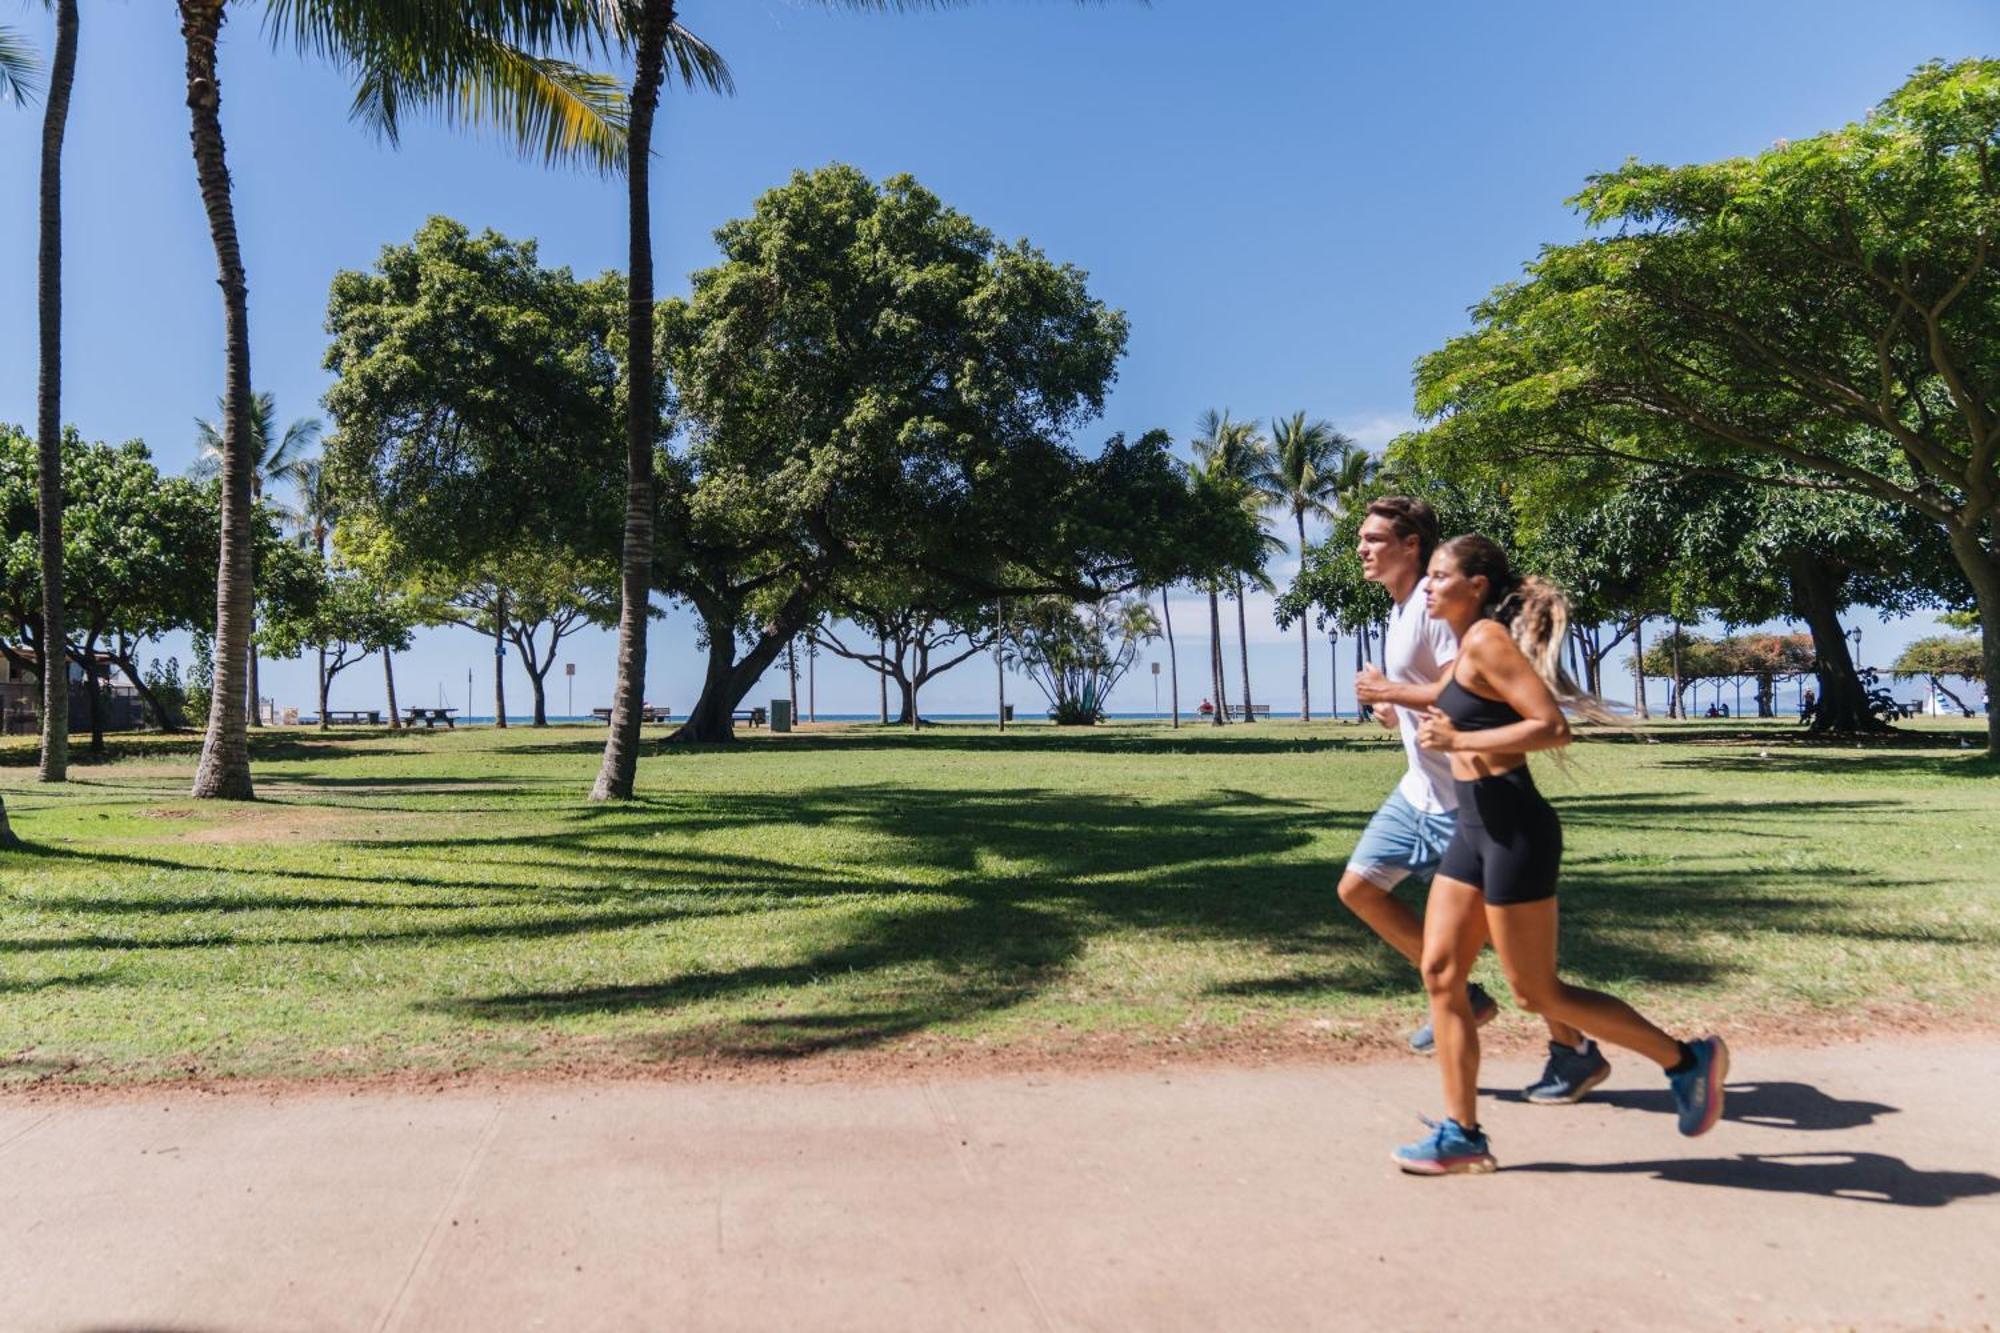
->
<box><xmin>1392</xmin><ymin>1117</ymin><xmax>1497</xmax><ymax>1175</ymax></box>
<box><xmin>1668</xmin><ymin>1035</ymin><xmax>1730</xmax><ymax>1136</ymax></box>
<box><xmin>1524</xmin><ymin>1039</ymin><xmax>1612</xmax><ymax>1105</ymax></box>
<box><xmin>1408</xmin><ymin>982</ymin><xmax>1499</xmax><ymax>1055</ymax></box>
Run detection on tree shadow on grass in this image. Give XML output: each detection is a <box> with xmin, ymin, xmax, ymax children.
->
<box><xmin>1664</xmin><ymin>752</ymin><xmax>1999</xmax><ymax>781</ymax></box>
<box><xmin>7</xmin><ymin>773</ymin><xmax>1987</xmax><ymax>1065</ymax></box>
<box><xmin>1507</xmin><ymin>1152</ymin><xmax>2000</xmax><ymax>1207</ymax></box>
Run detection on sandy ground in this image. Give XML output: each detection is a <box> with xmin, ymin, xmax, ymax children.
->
<box><xmin>3</xmin><ymin>1036</ymin><xmax>1996</xmax><ymax>1332</ymax></box>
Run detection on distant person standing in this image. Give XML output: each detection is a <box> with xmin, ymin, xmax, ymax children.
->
<box><xmin>1345</xmin><ymin>498</ymin><xmax>1604</xmax><ymax>1105</ymax></box>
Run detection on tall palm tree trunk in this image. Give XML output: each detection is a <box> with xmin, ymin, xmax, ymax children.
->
<box><xmin>1234</xmin><ymin>575</ymin><xmax>1255</xmax><ymax>723</ymax></box>
<box><xmin>35</xmin><ymin>0</ymin><xmax>78</xmax><ymax>785</ymax></box>
<box><xmin>1160</xmin><ymin>587</ymin><xmax>1179</xmax><ymax>728</ymax></box>
<box><xmin>184</xmin><ymin>1</ymin><xmax>256</xmax><ymax>801</ymax></box>
<box><xmin>1208</xmin><ymin>587</ymin><xmax>1227</xmax><ymax>725</ymax></box>
<box><xmin>1294</xmin><ymin>510</ymin><xmax>1309</xmax><ymax>723</ymax></box>
<box><xmin>383</xmin><ymin>650</ymin><xmax>401</xmax><ymax>729</ymax></box>
<box><xmin>591</xmin><ymin>1</ymin><xmax>671</xmax><ymax>800</ymax></box>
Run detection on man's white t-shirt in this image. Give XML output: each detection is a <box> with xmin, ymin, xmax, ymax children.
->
<box><xmin>1383</xmin><ymin>578</ymin><xmax>1459</xmax><ymax>814</ymax></box>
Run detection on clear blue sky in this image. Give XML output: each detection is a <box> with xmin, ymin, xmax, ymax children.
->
<box><xmin>1</xmin><ymin>1</ymin><xmax>1990</xmax><ymax>718</ymax></box>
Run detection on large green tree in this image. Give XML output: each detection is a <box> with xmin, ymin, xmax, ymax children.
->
<box><xmin>656</xmin><ymin>166</ymin><xmax>1167</xmax><ymax>743</ymax></box>
<box><xmin>324</xmin><ymin>217</ymin><xmax>635</xmax><ymax>729</ymax></box>
<box><xmin>1413</xmin><ymin>60</ymin><xmax>2000</xmax><ymax>754</ymax></box>
<box><xmin>179</xmin><ymin>0</ymin><xmax>630</xmax><ymax>799</ymax></box>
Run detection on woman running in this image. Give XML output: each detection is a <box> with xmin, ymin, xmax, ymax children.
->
<box><xmin>1394</xmin><ymin>534</ymin><xmax>1728</xmax><ymax>1175</ymax></box>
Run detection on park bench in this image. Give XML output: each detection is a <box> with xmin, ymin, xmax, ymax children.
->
<box><xmin>591</xmin><ymin>705</ymin><xmax>673</xmax><ymax>724</ymax></box>
<box><xmin>403</xmin><ymin>706</ymin><xmax>457</xmax><ymax>729</ymax></box>
<box><xmin>1224</xmin><ymin>703</ymin><xmax>1273</xmax><ymax>721</ymax></box>
<box><xmin>323</xmin><ymin>708</ymin><xmax>381</xmax><ymax>725</ymax></box>
<box><xmin>731</xmin><ymin>706</ymin><xmax>768</xmax><ymax>728</ymax></box>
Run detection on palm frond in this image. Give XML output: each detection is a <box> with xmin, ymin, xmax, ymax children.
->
<box><xmin>0</xmin><ymin>24</ymin><xmax>40</xmax><ymax>107</ymax></box>
<box><xmin>663</xmin><ymin>19</ymin><xmax>733</xmax><ymax>97</ymax></box>
<box><xmin>267</xmin><ymin>414</ymin><xmax>326</xmax><ymax>479</ymax></box>
<box><xmin>351</xmin><ymin>36</ymin><xmax>631</xmax><ymax>172</ymax></box>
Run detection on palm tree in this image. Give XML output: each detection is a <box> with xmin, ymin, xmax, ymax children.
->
<box><xmin>1190</xmin><ymin>411</ymin><xmax>1256</xmax><ymax>724</ymax></box>
<box><xmin>592</xmin><ymin>0</ymin><xmax>730</xmax><ymax>800</ymax></box>
<box><xmin>1191</xmin><ymin>409</ymin><xmax>1276</xmax><ymax>722</ymax></box>
<box><xmin>1251</xmin><ymin>412</ymin><xmax>1359</xmax><ymax>723</ymax></box>
<box><xmin>178</xmin><ymin>0</ymin><xmax>631</xmax><ymax>799</ymax></box>
<box><xmin>195</xmin><ymin>392</ymin><xmax>320</xmax><ymax>729</ymax></box>
<box><xmin>285</xmin><ymin>458</ymin><xmax>348</xmax><ymax>729</ymax></box>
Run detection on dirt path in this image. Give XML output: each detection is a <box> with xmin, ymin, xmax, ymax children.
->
<box><xmin>4</xmin><ymin>1037</ymin><xmax>1995</xmax><ymax>1331</ymax></box>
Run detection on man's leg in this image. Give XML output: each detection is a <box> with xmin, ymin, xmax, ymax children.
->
<box><xmin>1336</xmin><ymin>867</ymin><xmax>1424</xmax><ymax>966</ymax></box>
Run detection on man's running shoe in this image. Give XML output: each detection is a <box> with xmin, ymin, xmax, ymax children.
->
<box><xmin>1524</xmin><ymin>1039</ymin><xmax>1612</xmax><ymax>1104</ymax></box>
<box><xmin>1408</xmin><ymin>982</ymin><xmax>1499</xmax><ymax>1054</ymax></box>
<box><xmin>1668</xmin><ymin>1035</ymin><xmax>1730</xmax><ymax>1136</ymax></box>
<box><xmin>1392</xmin><ymin>1117</ymin><xmax>1497</xmax><ymax>1175</ymax></box>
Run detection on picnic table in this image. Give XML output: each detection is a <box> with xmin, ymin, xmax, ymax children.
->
<box><xmin>323</xmin><ymin>709</ymin><xmax>382</xmax><ymax>726</ymax></box>
<box><xmin>403</xmin><ymin>707</ymin><xmax>457</xmax><ymax>729</ymax></box>
<box><xmin>731</xmin><ymin>706</ymin><xmax>768</xmax><ymax>729</ymax></box>
<box><xmin>591</xmin><ymin>705</ymin><xmax>672</xmax><ymax>724</ymax></box>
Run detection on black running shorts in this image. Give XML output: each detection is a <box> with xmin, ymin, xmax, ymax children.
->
<box><xmin>1436</xmin><ymin>767</ymin><xmax>1562</xmax><ymax>906</ymax></box>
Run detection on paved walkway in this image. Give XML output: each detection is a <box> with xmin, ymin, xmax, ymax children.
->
<box><xmin>4</xmin><ymin>1038</ymin><xmax>1997</xmax><ymax>1331</ymax></box>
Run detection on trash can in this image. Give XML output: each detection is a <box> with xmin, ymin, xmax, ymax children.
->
<box><xmin>770</xmin><ymin>698</ymin><xmax>793</xmax><ymax>733</ymax></box>
<box><xmin>1002</xmin><ymin>704</ymin><xmax>1014</xmax><ymax>723</ymax></box>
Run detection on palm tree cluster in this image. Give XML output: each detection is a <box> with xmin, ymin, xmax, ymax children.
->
<box><xmin>7</xmin><ymin>1</ymin><xmax>1124</xmax><ymax>816</ymax></box>
<box><xmin>1164</xmin><ymin>409</ymin><xmax>1374</xmax><ymax>728</ymax></box>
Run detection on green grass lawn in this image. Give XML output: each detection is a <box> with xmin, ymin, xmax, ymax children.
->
<box><xmin>2</xmin><ymin>717</ymin><xmax>1995</xmax><ymax>1085</ymax></box>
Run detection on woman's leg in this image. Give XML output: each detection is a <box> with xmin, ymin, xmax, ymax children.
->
<box><xmin>1419</xmin><ymin>876</ymin><xmax>1491</xmax><ymax>1126</ymax></box>
<box><xmin>1485</xmin><ymin>897</ymin><xmax>1681</xmax><ymax>1068</ymax></box>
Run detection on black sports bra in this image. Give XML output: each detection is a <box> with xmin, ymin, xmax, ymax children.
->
<box><xmin>1438</xmin><ymin>675</ymin><xmax>1523</xmax><ymax>731</ymax></box>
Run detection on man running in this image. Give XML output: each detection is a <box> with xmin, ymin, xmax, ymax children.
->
<box><xmin>1342</xmin><ymin>497</ymin><xmax>1608</xmax><ymax>1104</ymax></box>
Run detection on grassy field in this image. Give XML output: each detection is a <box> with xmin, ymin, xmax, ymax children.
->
<box><xmin>2</xmin><ymin>718</ymin><xmax>1995</xmax><ymax>1085</ymax></box>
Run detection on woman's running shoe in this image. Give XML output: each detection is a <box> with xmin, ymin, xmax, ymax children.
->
<box><xmin>1524</xmin><ymin>1039</ymin><xmax>1612</xmax><ymax>1104</ymax></box>
<box><xmin>1408</xmin><ymin>982</ymin><xmax>1500</xmax><ymax>1054</ymax></box>
<box><xmin>1668</xmin><ymin>1035</ymin><xmax>1730</xmax><ymax>1136</ymax></box>
<box><xmin>1392</xmin><ymin>1117</ymin><xmax>1497</xmax><ymax>1175</ymax></box>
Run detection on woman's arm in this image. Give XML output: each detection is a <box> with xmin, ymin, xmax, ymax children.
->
<box><xmin>1416</xmin><ymin>622</ymin><xmax>1570</xmax><ymax>755</ymax></box>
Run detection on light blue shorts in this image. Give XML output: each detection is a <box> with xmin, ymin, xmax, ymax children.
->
<box><xmin>1347</xmin><ymin>790</ymin><xmax>1458</xmax><ymax>891</ymax></box>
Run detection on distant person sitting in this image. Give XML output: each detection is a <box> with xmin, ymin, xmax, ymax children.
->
<box><xmin>1800</xmin><ymin>688</ymin><xmax>1817</xmax><ymax>721</ymax></box>
<box><xmin>1719</xmin><ymin>702</ymin><xmax>1731</xmax><ymax>718</ymax></box>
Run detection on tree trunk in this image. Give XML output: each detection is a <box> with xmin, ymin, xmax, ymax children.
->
<box><xmin>185</xmin><ymin>2</ymin><xmax>256</xmax><ymax>801</ymax></box>
<box><xmin>995</xmin><ymin>600</ymin><xmax>1006</xmax><ymax>731</ymax></box>
<box><xmin>492</xmin><ymin>587</ymin><xmax>508</xmax><ymax>728</ymax></box>
<box><xmin>1788</xmin><ymin>554</ymin><xmax>1880</xmax><ymax>734</ymax></box>
<box><xmin>35</xmin><ymin>0</ymin><xmax>79</xmax><ymax>784</ymax></box>
<box><xmin>786</xmin><ymin>639</ymin><xmax>798</xmax><ymax>720</ymax></box>
<box><xmin>590</xmin><ymin>1</ymin><xmax>670</xmax><ymax>800</ymax></box>
<box><xmin>1234</xmin><ymin>576</ymin><xmax>1255</xmax><ymax>722</ymax></box>
<box><xmin>897</xmin><ymin>674</ymin><xmax>918</xmax><ymax>729</ymax></box>
<box><xmin>1632</xmin><ymin>616</ymin><xmax>1649</xmax><ymax>719</ymax></box>
<box><xmin>1207</xmin><ymin>587</ymin><xmax>1226</xmax><ymax>725</ymax></box>
<box><xmin>80</xmin><ymin>648</ymin><xmax>105</xmax><ymax>754</ymax></box>
<box><xmin>672</xmin><ymin>602</ymin><xmax>807</xmax><ymax>744</ymax></box>
<box><xmin>1668</xmin><ymin>622</ymin><xmax>1682</xmax><ymax>719</ymax></box>
<box><xmin>1294</xmin><ymin>512</ymin><xmax>1310</xmax><ymax>722</ymax></box>
<box><xmin>1161</xmin><ymin>587</ymin><xmax>1179</xmax><ymax>729</ymax></box>
<box><xmin>317</xmin><ymin>651</ymin><xmax>330</xmax><ymax>731</ymax></box>
<box><xmin>1943</xmin><ymin>526</ymin><xmax>2000</xmax><ymax>758</ymax></box>
<box><xmin>115</xmin><ymin>655</ymin><xmax>179</xmax><ymax>732</ymax></box>
<box><xmin>248</xmin><ymin>634</ymin><xmax>264</xmax><ymax>727</ymax></box>
<box><xmin>1354</xmin><ymin>629</ymin><xmax>1365</xmax><ymax>719</ymax></box>
<box><xmin>879</xmin><ymin>634</ymin><xmax>889</xmax><ymax>723</ymax></box>
<box><xmin>383</xmin><ymin>651</ymin><xmax>401</xmax><ymax>729</ymax></box>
